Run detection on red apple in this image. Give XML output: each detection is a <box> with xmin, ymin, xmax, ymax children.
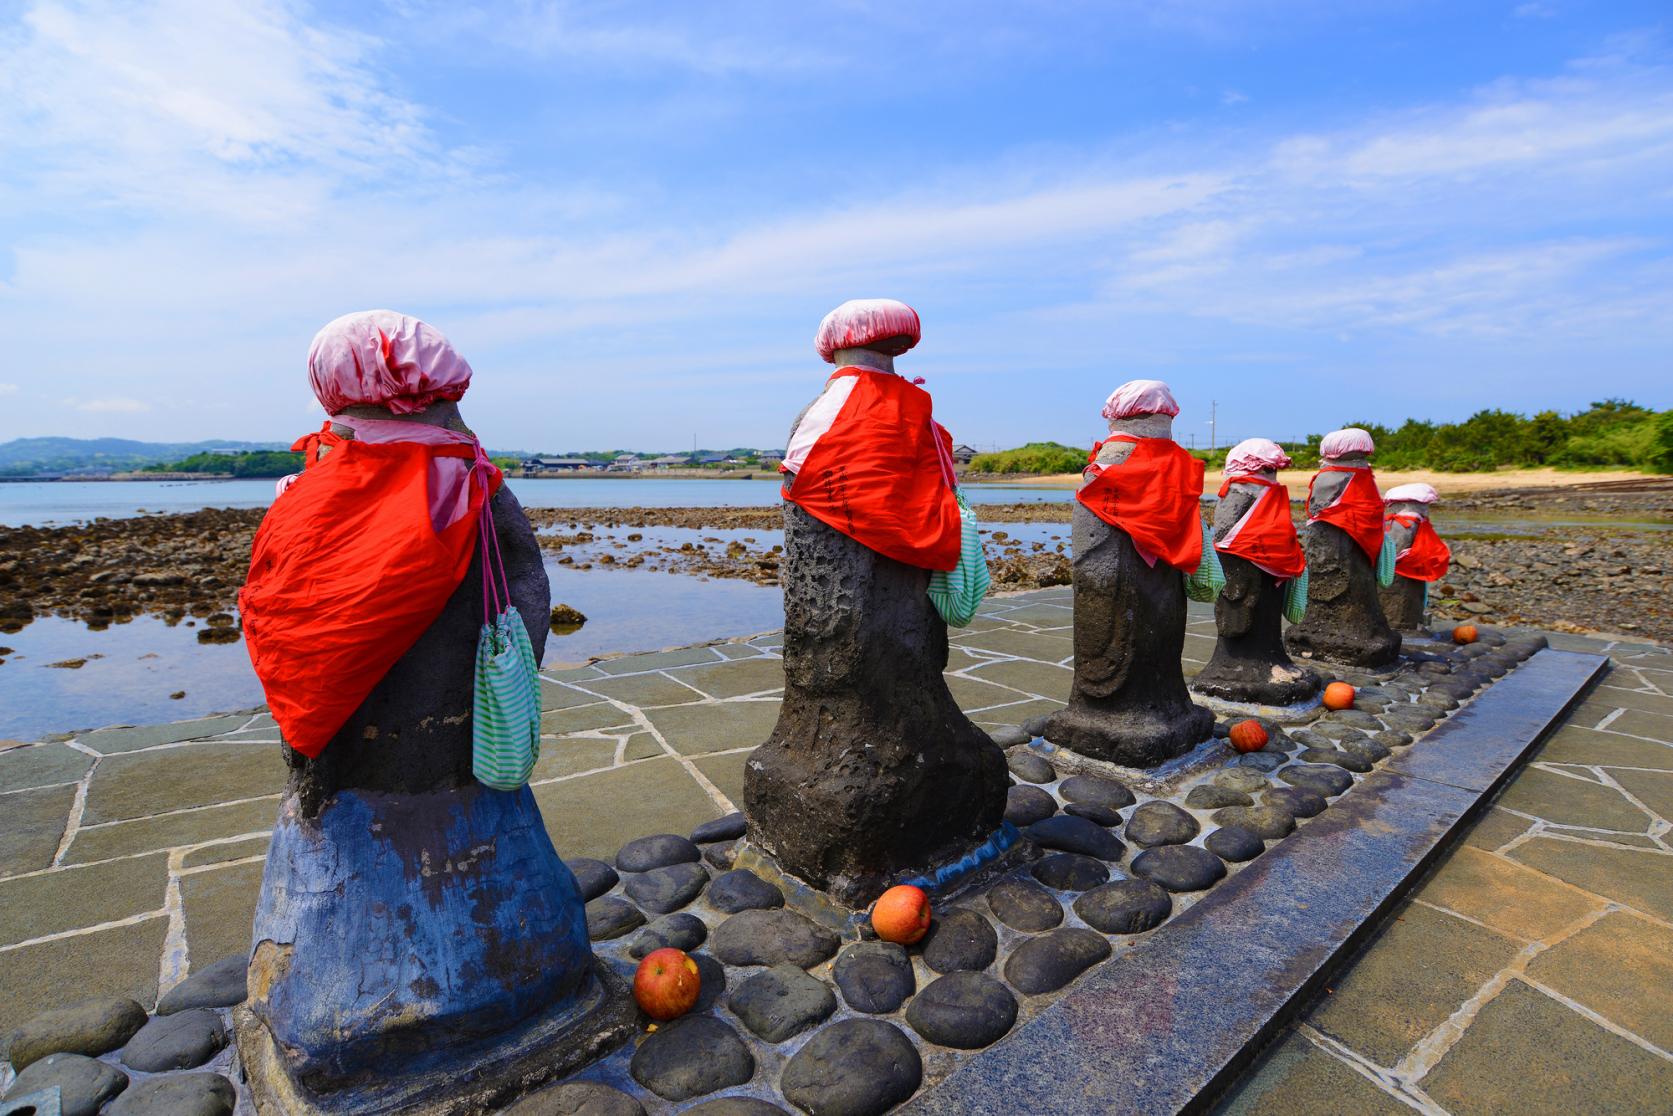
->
<box><xmin>1228</xmin><ymin>719</ymin><xmax>1268</xmax><ymax>753</ymax></box>
<box><xmin>870</xmin><ymin>884</ymin><xmax>932</xmax><ymax>945</ymax></box>
<box><xmin>633</xmin><ymin>948</ymin><xmax>700</xmax><ymax>1021</ymax></box>
<box><xmin>1322</xmin><ymin>681</ymin><xmax>1356</xmax><ymax>711</ymax></box>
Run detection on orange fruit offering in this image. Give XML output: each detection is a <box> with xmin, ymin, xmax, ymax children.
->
<box><xmin>633</xmin><ymin>948</ymin><xmax>701</xmax><ymax>1021</ymax></box>
<box><xmin>870</xmin><ymin>884</ymin><xmax>932</xmax><ymax>945</ymax></box>
<box><xmin>1228</xmin><ymin>719</ymin><xmax>1269</xmax><ymax>753</ymax></box>
<box><xmin>1453</xmin><ymin>624</ymin><xmax>1479</xmax><ymax>644</ymax></box>
<box><xmin>1322</xmin><ymin>681</ymin><xmax>1356</xmax><ymax>711</ymax></box>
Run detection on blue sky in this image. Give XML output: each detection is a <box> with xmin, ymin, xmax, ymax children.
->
<box><xmin>1</xmin><ymin>1</ymin><xmax>1670</xmax><ymax>453</ymax></box>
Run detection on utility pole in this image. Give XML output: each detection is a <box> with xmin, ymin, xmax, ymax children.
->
<box><xmin>1209</xmin><ymin>400</ymin><xmax>1218</xmax><ymax>455</ymax></box>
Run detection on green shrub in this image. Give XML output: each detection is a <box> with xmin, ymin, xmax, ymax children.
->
<box><xmin>144</xmin><ymin>450</ymin><xmax>303</xmax><ymax>477</ymax></box>
<box><xmin>968</xmin><ymin>442</ymin><xmax>1087</xmax><ymax>474</ymax></box>
<box><xmin>973</xmin><ymin>399</ymin><xmax>1667</xmax><ymax>476</ymax></box>
<box><xmin>1337</xmin><ymin>401</ymin><xmax>1666</xmax><ymax>472</ymax></box>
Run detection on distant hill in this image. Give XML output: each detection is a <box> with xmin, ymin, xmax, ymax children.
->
<box><xmin>0</xmin><ymin>436</ymin><xmax>543</xmax><ymax>477</ymax></box>
<box><xmin>0</xmin><ymin>437</ymin><xmax>291</xmax><ymax>476</ymax></box>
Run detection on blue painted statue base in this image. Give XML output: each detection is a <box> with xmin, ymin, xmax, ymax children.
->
<box><xmin>236</xmin><ymin>960</ymin><xmax>635</xmax><ymax>1115</ymax></box>
<box><xmin>235</xmin><ymin>782</ymin><xmax>635</xmax><ymax>1112</ymax></box>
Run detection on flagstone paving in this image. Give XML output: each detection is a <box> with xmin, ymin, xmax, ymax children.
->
<box><xmin>2</xmin><ymin>589</ymin><xmax>1670</xmax><ymax>1116</ymax></box>
<box><xmin>0</xmin><ymin>588</ymin><xmax>1081</xmax><ymax>1039</ymax></box>
<box><xmin>1216</xmin><ymin>632</ymin><xmax>1673</xmax><ymax>1116</ymax></box>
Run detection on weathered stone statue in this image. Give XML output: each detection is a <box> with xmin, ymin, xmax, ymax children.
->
<box><xmin>745</xmin><ymin>299</ymin><xmax>1008</xmax><ymax>908</ymax></box>
<box><xmin>235</xmin><ymin>312</ymin><xmax>629</xmax><ymax>1114</ymax></box>
<box><xmin>1192</xmin><ymin>438</ymin><xmax>1321</xmax><ymax>707</ymax></box>
<box><xmin>1380</xmin><ymin>482</ymin><xmax>1452</xmax><ymax>632</ymax></box>
<box><xmin>1044</xmin><ymin>380</ymin><xmax>1214</xmax><ymax>766</ymax></box>
<box><xmin>1284</xmin><ymin>427</ymin><xmax>1401</xmax><ymax>668</ymax></box>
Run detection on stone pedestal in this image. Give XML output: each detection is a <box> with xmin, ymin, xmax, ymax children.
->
<box><xmin>239</xmin><ymin>481</ymin><xmax>632</xmax><ymax>1111</ymax></box>
<box><xmin>744</xmin><ymin>503</ymin><xmax>1008</xmax><ymax>909</ymax></box>
<box><xmin>1191</xmin><ymin>482</ymin><xmax>1319</xmax><ymax>707</ymax></box>
<box><xmin>1284</xmin><ymin>465</ymin><xmax>1400</xmax><ymax>668</ymax></box>
<box><xmin>1380</xmin><ymin>574</ymin><xmax>1429</xmax><ymax>632</ymax></box>
<box><xmin>1284</xmin><ymin>519</ymin><xmax>1401</xmax><ymax>667</ymax></box>
<box><xmin>1045</xmin><ymin>503</ymin><xmax>1213</xmax><ymax>766</ymax></box>
<box><xmin>1192</xmin><ymin>553</ymin><xmax>1321</xmax><ymax>707</ymax></box>
<box><xmin>1378</xmin><ymin>512</ymin><xmax>1429</xmax><ymax>632</ymax></box>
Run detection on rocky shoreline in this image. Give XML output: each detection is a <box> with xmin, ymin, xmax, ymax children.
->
<box><xmin>0</xmin><ymin>486</ymin><xmax>1667</xmax><ymax>645</ymax></box>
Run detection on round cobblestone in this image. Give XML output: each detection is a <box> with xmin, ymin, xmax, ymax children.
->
<box><xmin>1131</xmin><ymin>844</ymin><xmax>1227</xmax><ymax>892</ymax></box>
<box><xmin>780</xmin><ymin>1019</ymin><xmax>922</xmax><ymax>1116</ymax></box>
<box><xmin>1030</xmin><ymin>852</ymin><xmax>1110</xmax><ymax>891</ymax></box>
<box><xmin>905</xmin><ymin>972</ymin><xmax>1018</xmax><ymax>1049</ymax></box>
<box><xmin>987</xmin><ymin>877</ymin><xmax>1064</xmax><ymax>931</ymax></box>
<box><xmin>1073</xmin><ymin>879</ymin><xmax>1172</xmax><ymax>934</ymax></box>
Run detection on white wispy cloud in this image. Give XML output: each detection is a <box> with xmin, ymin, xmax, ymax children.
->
<box><xmin>72</xmin><ymin>397</ymin><xmax>151</xmax><ymax>413</ymax></box>
<box><xmin>0</xmin><ymin>0</ymin><xmax>440</xmax><ymax>222</ymax></box>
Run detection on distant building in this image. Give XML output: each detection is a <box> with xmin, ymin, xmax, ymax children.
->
<box><xmin>645</xmin><ymin>455</ymin><xmax>689</xmax><ymax>470</ymax></box>
<box><xmin>695</xmin><ymin>454</ymin><xmax>729</xmax><ymax>466</ymax></box>
<box><xmin>759</xmin><ymin>449</ymin><xmax>786</xmax><ymax>463</ymax></box>
<box><xmin>607</xmin><ymin>454</ymin><xmax>642</xmax><ymax>472</ymax></box>
<box><xmin>522</xmin><ymin>456</ymin><xmax>590</xmax><ymax>474</ymax></box>
<box><xmin>951</xmin><ymin>444</ymin><xmax>978</xmax><ymax>464</ymax></box>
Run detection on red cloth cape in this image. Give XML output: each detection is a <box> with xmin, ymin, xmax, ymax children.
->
<box><xmin>1387</xmin><ymin>512</ymin><xmax>1451</xmax><ymax>581</ymax></box>
<box><xmin>783</xmin><ymin>368</ymin><xmax>962</xmax><ymax>571</ymax></box>
<box><xmin>1076</xmin><ymin>435</ymin><xmax>1205</xmax><ymax>572</ymax></box>
<box><xmin>1215</xmin><ymin>475</ymin><xmax>1306</xmax><ymax>581</ymax></box>
<box><xmin>239</xmin><ymin>425</ymin><xmax>500</xmax><ymax>757</ymax></box>
<box><xmin>1308</xmin><ymin>465</ymin><xmax>1384</xmax><ymax>562</ymax></box>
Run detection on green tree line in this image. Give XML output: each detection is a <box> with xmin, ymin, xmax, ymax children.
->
<box><xmin>972</xmin><ymin>401</ymin><xmax>1672</xmax><ymax>475</ymax></box>
<box><xmin>143</xmin><ymin>450</ymin><xmax>304</xmax><ymax>477</ymax></box>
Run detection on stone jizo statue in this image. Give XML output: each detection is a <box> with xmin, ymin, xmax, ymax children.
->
<box><xmin>235</xmin><ymin>311</ymin><xmax>628</xmax><ymax>1112</ymax></box>
<box><xmin>1192</xmin><ymin>437</ymin><xmax>1321</xmax><ymax>707</ymax></box>
<box><xmin>744</xmin><ymin>299</ymin><xmax>1008</xmax><ymax>908</ymax></box>
<box><xmin>1044</xmin><ymin>379</ymin><xmax>1215</xmax><ymax>767</ymax></box>
<box><xmin>1284</xmin><ymin>427</ymin><xmax>1401</xmax><ymax>668</ymax></box>
<box><xmin>1380</xmin><ymin>482</ymin><xmax>1451</xmax><ymax>632</ymax></box>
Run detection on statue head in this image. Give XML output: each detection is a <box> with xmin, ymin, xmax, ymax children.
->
<box><xmin>308</xmin><ymin>310</ymin><xmax>473</xmax><ymax>427</ymax></box>
<box><xmin>1100</xmin><ymin>378</ymin><xmax>1179</xmax><ymax>438</ymax></box>
<box><xmin>1224</xmin><ymin>437</ymin><xmax>1291</xmax><ymax>482</ymax></box>
<box><xmin>1384</xmin><ymin>482</ymin><xmax>1438</xmax><ymax>519</ymax></box>
<box><xmin>1320</xmin><ymin>427</ymin><xmax>1375</xmax><ymax>467</ymax></box>
<box><xmin>815</xmin><ymin>299</ymin><xmax>921</xmax><ymax>372</ymax></box>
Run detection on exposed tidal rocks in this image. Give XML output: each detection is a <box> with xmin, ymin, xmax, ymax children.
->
<box><xmin>4</xmin><ymin>488</ymin><xmax>1667</xmax><ymax>638</ymax></box>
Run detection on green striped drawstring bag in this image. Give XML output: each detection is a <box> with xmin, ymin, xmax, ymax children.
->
<box><xmin>1183</xmin><ymin>519</ymin><xmax>1226</xmax><ymax>603</ymax></box>
<box><xmin>1375</xmin><ymin>532</ymin><xmax>1398</xmax><ymax>588</ymax></box>
<box><xmin>1283</xmin><ymin>564</ymin><xmax>1310</xmax><ymax>624</ymax></box>
<box><xmin>472</xmin><ymin>480</ymin><xmax>541</xmax><ymax>791</ymax></box>
<box><xmin>928</xmin><ymin>490</ymin><xmax>990</xmax><ymax>628</ymax></box>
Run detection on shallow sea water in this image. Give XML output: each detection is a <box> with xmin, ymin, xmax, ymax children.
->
<box><xmin>2</xmin><ymin>477</ymin><xmax>1662</xmax><ymax>738</ymax></box>
<box><xmin>0</xmin><ymin>476</ymin><xmax>1073</xmax><ymax>527</ymax></box>
<box><xmin>0</xmin><ymin>562</ymin><xmax>784</xmax><ymax>741</ymax></box>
